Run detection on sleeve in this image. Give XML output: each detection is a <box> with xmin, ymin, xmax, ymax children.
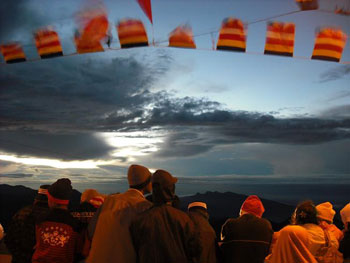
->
<box><xmin>87</xmin><ymin>206</ymin><xmax>102</xmax><ymax>240</ymax></box>
<box><xmin>220</xmin><ymin>219</ymin><xmax>232</xmax><ymax>242</ymax></box>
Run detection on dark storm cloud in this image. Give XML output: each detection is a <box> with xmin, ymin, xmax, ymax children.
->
<box><xmin>0</xmin><ymin>173</ymin><xmax>33</xmax><ymax>178</ymax></box>
<box><xmin>0</xmin><ymin>0</ymin><xmax>46</xmax><ymax>42</ymax></box>
<box><xmin>320</xmin><ymin>65</ymin><xmax>350</xmax><ymax>82</ymax></box>
<box><xmin>0</xmin><ymin>130</ymin><xmax>114</xmax><ymax>161</ymax></box>
<box><xmin>1</xmin><ymin>48</ymin><xmax>349</xmax><ymax>159</ymax></box>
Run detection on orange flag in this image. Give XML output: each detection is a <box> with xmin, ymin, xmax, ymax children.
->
<box><xmin>34</xmin><ymin>28</ymin><xmax>63</xmax><ymax>59</ymax></box>
<box><xmin>311</xmin><ymin>27</ymin><xmax>347</xmax><ymax>62</ymax></box>
<box><xmin>117</xmin><ymin>19</ymin><xmax>148</xmax><ymax>48</ymax></box>
<box><xmin>295</xmin><ymin>0</ymin><xmax>318</xmax><ymax>11</ymax></box>
<box><xmin>264</xmin><ymin>22</ymin><xmax>295</xmax><ymax>57</ymax></box>
<box><xmin>169</xmin><ymin>25</ymin><xmax>196</xmax><ymax>49</ymax></box>
<box><xmin>75</xmin><ymin>11</ymin><xmax>109</xmax><ymax>54</ymax></box>
<box><xmin>216</xmin><ymin>18</ymin><xmax>246</xmax><ymax>52</ymax></box>
<box><xmin>137</xmin><ymin>0</ymin><xmax>153</xmax><ymax>24</ymax></box>
<box><xmin>0</xmin><ymin>43</ymin><xmax>26</xmax><ymax>63</ymax></box>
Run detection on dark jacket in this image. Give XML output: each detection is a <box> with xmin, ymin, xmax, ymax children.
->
<box><xmin>188</xmin><ymin>209</ymin><xmax>217</xmax><ymax>263</ymax></box>
<box><xmin>220</xmin><ymin>213</ymin><xmax>273</xmax><ymax>263</ymax></box>
<box><xmin>4</xmin><ymin>202</ymin><xmax>49</xmax><ymax>263</ymax></box>
<box><xmin>340</xmin><ymin>230</ymin><xmax>350</xmax><ymax>259</ymax></box>
<box><xmin>130</xmin><ymin>204</ymin><xmax>201</xmax><ymax>263</ymax></box>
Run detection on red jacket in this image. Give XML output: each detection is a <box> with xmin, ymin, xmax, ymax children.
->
<box><xmin>32</xmin><ymin>208</ymin><xmax>80</xmax><ymax>263</ymax></box>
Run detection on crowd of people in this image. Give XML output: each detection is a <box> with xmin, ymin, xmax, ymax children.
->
<box><xmin>1</xmin><ymin>164</ymin><xmax>350</xmax><ymax>263</ymax></box>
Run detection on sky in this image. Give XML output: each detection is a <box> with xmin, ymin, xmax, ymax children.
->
<box><xmin>0</xmin><ymin>0</ymin><xmax>349</xmax><ymax>205</ymax></box>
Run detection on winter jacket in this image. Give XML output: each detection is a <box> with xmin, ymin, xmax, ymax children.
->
<box><xmin>32</xmin><ymin>208</ymin><xmax>80</xmax><ymax>263</ymax></box>
<box><xmin>71</xmin><ymin>202</ymin><xmax>97</xmax><ymax>230</ymax></box>
<box><xmin>86</xmin><ymin>189</ymin><xmax>152</xmax><ymax>263</ymax></box>
<box><xmin>301</xmin><ymin>223</ymin><xmax>339</xmax><ymax>256</ymax></box>
<box><xmin>265</xmin><ymin>225</ymin><xmax>318</xmax><ymax>263</ymax></box>
<box><xmin>188</xmin><ymin>209</ymin><xmax>217</xmax><ymax>263</ymax></box>
<box><xmin>130</xmin><ymin>204</ymin><xmax>201</xmax><ymax>263</ymax></box>
<box><xmin>4</xmin><ymin>202</ymin><xmax>49</xmax><ymax>263</ymax></box>
<box><xmin>220</xmin><ymin>213</ymin><xmax>273</xmax><ymax>263</ymax></box>
<box><xmin>340</xmin><ymin>230</ymin><xmax>350</xmax><ymax>259</ymax></box>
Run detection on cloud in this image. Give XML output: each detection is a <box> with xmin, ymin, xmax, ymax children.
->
<box><xmin>320</xmin><ymin>65</ymin><xmax>350</xmax><ymax>82</ymax></box>
<box><xmin>0</xmin><ymin>173</ymin><xmax>33</xmax><ymax>178</ymax></box>
<box><xmin>0</xmin><ymin>0</ymin><xmax>47</xmax><ymax>42</ymax></box>
<box><xmin>0</xmin><ymin>130</ymin><xmax>114</xmax><ymax>161</ymax></box>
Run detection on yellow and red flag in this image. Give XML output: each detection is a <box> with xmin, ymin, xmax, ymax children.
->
<box><xmin>75</xmin><ymin>9</ymin><xmax>109</xmax><ymax>54</ymax></box>
<box><xmin>216</xmin><ymin>18</ymin><xmax>246</xmax><ymax>52</ymax></box>
<box><xmin>117</xmin><ymin>19</ymin><xmax>148</xmax><ymax>48</ymax></box>
<box><xmin>311</xmin><ymin>28</ymin><xmax>347</xmax><ymax>62</ymax></box>
<box><xmin>264</xmin><ymin>22</ymin><xmax>295</xmax><ymax>57</ymax></box>
<box><xmin>137</xmin><ymin>0</ymin><xmax>153</xmax><ymax>24</ymax></box>
<box><xmin>169</xmin><ymin>25</ymin><xmax>196</xmax><ymax>49</ymax></box>
<box><xmin>34</xmin><ymin>28</ymin><xmax>63</xmax><ymax>59</ymax></box>
<box><xmin>0</xmin><ymin>43</ymin><xmax>26</xmax><ymax>63</ymax></box>
<box><xmin>295</xmin><ymin>0</ymin><xmax>318</xmax><ymax>11</ymax></box>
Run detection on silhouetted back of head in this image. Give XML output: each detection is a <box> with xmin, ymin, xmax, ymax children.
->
<box><xmin>152</xmin><ymin>169</ymin><xmax>177</xmax><ymax>206</ymax></box>
<box><xmin>292</xmin><ymin>200</ymin><xmax>318</xmax><ymax>225</ymax></box>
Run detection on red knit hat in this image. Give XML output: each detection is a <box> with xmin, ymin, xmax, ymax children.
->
<box><xmin>240</xmin><ymin>195</ymin><xmax>265</xmax><ymax>218</ymax></box>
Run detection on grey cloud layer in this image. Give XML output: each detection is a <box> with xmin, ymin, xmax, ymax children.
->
<box><xmin>1</xmin><ymin>51</ymin><xmax>350</xmax><ymax>160</ymax></box>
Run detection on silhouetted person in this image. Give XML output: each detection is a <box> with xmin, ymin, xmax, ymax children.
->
<box><xmin>220</xmin><ymin>195</ymin><xmax>273</xmax><ymax>263</ymax></box>
<box><xmin>316</xmin><ymin>202</ymin><xmax>343</xmax><ymax>241</ymax></box>
<box><xmin>340</xmin><ymin>203</ymin><xmax>350</xmax><ymax>261</ymax></box>
<box><xmin>71</xmin><ymin>189</ymin><xmax>105</xmax><ymax>260</ymax></box>
<box><xmin>5</xmin><ymin>184</ymin><xmax>50</xmax><ymax>263</ymax></box>
<box><xmin>188</xmin><ymin>202</ymin><xmax>217</xmax><ymax>263</ymax></box>
<box><xmin>130</xmin><ymin>169</ymin><xmax>201</xmax><ymax>263</ymax></box>
<box><xmin>86</xmin><ymin>164</ymin><xmax>152</xmax><ymax>263</ymax></box>
<box><xmin>32</xmin><ymin>178</ymin><xmax>80</xmax><ymax>263</ymax></box>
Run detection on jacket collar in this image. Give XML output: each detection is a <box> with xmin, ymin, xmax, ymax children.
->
<box><xmin>127</xmin><ymin>188</ymin><xmax>145</xmax><ymax>198</ymax></box>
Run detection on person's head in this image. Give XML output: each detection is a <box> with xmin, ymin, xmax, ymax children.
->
<box><xmin>81</xmin><ymin>189</ymin><xmax>105</xmax><ymax>208</ymax></box>
<box><xmin>291</xmin><ymin>200</ymin><xmax>318</xmax><ymax>225</ymax></box>
<box><xmin>33</xmin><ymin>184</ymin><xmax>50</xmax><ymax>205</ymax></box>
<box><xmin>188</xmin><ymin>202</ymin><xmax>209</xmax><ymax>219</ymax></box>
<box><xmin>47</xmin><ymin>178</ymin><xmax>72</xmax><ymax>209</ymax></box>
<box><xmin>239</xmin><ymin>195</ymin><xmax>265</xmax><ymax>218</ymax></box>
<box><xmin>127</xmin><ymin>164</ymin><xmax>152</xmax><ymax>194</ymax></box>
<box><xmin>340</xmin><ymin>203</ymin><xmax>350</xmax><ymax>231</ymax></box>
<box><xmin>151</xmin><ymin>169</ymin><xmax>177</xmax><ymax>206</ymax></box>
<box><xmin>316</xmin><ymin>202</ymin><xmax>336</xmax><ymax>224</ymax></box>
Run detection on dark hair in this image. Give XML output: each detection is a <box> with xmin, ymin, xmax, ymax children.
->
<box><xmin>291</xmin><ymin>200</ymin><xmax>318</xmax><ymax>225</ymax></box>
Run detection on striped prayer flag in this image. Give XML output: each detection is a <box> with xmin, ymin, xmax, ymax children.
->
<box><xmin>75</xmin><ymin>14</ymin><xmax>108</xmax><ymax>54</ymax></box>
<box><xmin>0</xmin><ymin>43</ymin><xmax>26</xmax><ymax>63</ymax></box>
<box><xmin>311</xmin><ymin>28</ymin><xmax>347</xmax><ymax>62</ymax></box>
<box><xmin>169</xmin><ymin>25</ymin><xmax>196</xmax><ymax>49</ymax></box>
<box><xmin>264</xmin><ymin>21</ymin><xmax>295</xmax><ymax>57</ymax></box>
<box><xmin>34</xmin><ymin>28</ymin><xmax>63</xmax><ymax>59</ymax></box>
<box><xmin>117</xmin><ymin>19</ymin><xmax>148</xmax><ymax>48</ymax></box>
<box><xmin>216</xmin><ymin>18</ymin><xmax>246</xmax><ymax>52</ymax></box>
<box><xmin>295</xmin><ymin>0</ymin><xmax>318</xmax><ymax>11</ymax></box>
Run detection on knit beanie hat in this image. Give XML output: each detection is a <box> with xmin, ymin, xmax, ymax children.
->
<box><xmin>127</xmin><ymin>164</ymin><xmax>152</xmax><ymax>188</ymax></box>
<box><xmin>48</xmin><ymin>178</ymin><xmax>72</xmax><ymax>205</ymax></box>
<box><xmin>152</xmin><ymin>169</ymin><xmax>178</xmax><ymax>188</ymax></box>
<box><xmin>35</xmin><ymin>184</ymin><xmax>50</xmax><ymax>202</ymax></box>
<box><xmin>316</xmin><ymin>202</ymin><xmax>336</xmax><ymax>223</ymax></box>
<box><xmin>240</xmin><ymin>195</ymin><xmax>265</xmax><ymax>218</ymax></box>
<box><xmin>340</xmin><ymin>203</ymin><xmax>350</xmax><ymax>226</ymax></box>
<box><xmin>81</xmin><ymin>189</ymin><xmax>105</xmax><ymax>208</ymax></box>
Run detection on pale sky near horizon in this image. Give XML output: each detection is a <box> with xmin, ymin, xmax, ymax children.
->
<box><xmin>0</xmin><ymin>0</ymin><xmax>349</xmax><ymax>203</ymax></box>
